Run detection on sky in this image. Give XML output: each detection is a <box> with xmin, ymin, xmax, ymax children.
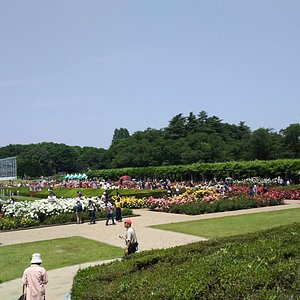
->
<box><xmin>0</xmin><ymin>1</ymin><xmax>299</xmax><ymax>149</ymax></box>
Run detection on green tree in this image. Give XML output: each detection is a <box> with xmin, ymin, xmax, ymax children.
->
<box><xmin>248</xmin><ymin>128</ymin><xmax>274</xmax><ymax>160</ymax></box>
<box><xmin>280</xmin><ymin>124</ymin><xmax>300</xmax><ymax>158</ymax></box>
<box><xmin>165</xmin><ymin>113</ymin><xmax>186</xmax><ymax>139</ymax></box>
<box><xmin>112</xmin><ymin>128</ymin><xmax>130</xmax><ymax>141</ymax></box>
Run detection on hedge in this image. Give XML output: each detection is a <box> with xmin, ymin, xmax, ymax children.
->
<box><xmin>87</xmin><ymin>159</ymin><xmax>300</xmax><ymax>182</ymax></box>
<box><xmin>71</xmin><ymin>223</ymin><xmax>300</xmax><ymax>299</ymax></box>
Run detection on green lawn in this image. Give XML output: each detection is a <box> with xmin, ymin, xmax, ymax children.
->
<box><xmin>7</xmin><ymin>195</ymin><xmax>41</xmax><ymax>201</ymax></box>
<box><xmin>0</xmin><ymin>236</ymin><xmax>123</xmax><ymax>283</ymax></box>
<box><xmin>152</xmin><ymin>208</ymin><xmax>300</xmax><ymax>239</ymax></box>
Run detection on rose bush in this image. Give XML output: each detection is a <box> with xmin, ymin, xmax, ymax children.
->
<box><xmin>144</xmin><ymin>186</ymin><xmax>286</xmax><ymax>214</ymax></box>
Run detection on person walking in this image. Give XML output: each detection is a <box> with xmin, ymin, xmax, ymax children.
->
<box><xmin>88</xmin><ymin>200</ymin><xmax>96</xmax><ymax>224</ymax></box>
<box><xmin>105</xmin><ymin>201</ymin><xmax>116</xmax><ymax>226</ymax></box>
<box><xmin>101</xmin><ymin>191</ymin><xmax>109</xmax><ymax>204</ymax></box>
<box><xmin>119</xmin><ymin>218</ymin><xmax>138</xmax><ymax>255</ymax></box>
<box><xmin>115</xmin><ymin>196</ymin><xmax>122</xmax><ymax>222</ymax></box>
<box><xmin>74</xmin><ymin>200</ymin><xmax>83</xmax><ymax>224</ymax></box>
<box><xmin>22</xmin><ymin>253</ymin><xmax>48</xmax><ymax>300</ymax></box>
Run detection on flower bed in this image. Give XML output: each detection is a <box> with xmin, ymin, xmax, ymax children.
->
<box><xmin>111</xmin><ymin>196</ymin><xmax>145</xmax><ymax>209</ymax></box>
<box><xmin>230</xmin><ymin>186</ymin><xmax>300</xmax><ymax>200</ymax></box>
<box><xmin>0</xmin><ymin>197</ymin><xmax>133</xmax><ymax>230</ymax></box>
<box><xmin>144</xmin><ymin>187</ymin><xmax>285</xmax><ymax>215</ymax></box>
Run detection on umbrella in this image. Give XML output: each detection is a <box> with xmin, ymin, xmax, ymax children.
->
<box><xmin>226</xmin><ymin>177</ymin><xmax>233</xmax><ymax>180</ymax></box>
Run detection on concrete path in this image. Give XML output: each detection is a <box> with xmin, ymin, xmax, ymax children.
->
<box><xmin>0</xmin><ymin>200</ymin><xmax>299</xmax><ymax>300</ymax></box>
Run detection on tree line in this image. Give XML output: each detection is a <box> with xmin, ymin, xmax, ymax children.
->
<box><xmin>0</xmin><ymin>111</ymin><xmax>299</xmax><ymax>177</ymax></box>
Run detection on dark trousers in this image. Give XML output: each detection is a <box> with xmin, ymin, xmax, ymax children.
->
<box><xmin>106</xmin><ymin>213</ymin><xmax>115</xmax><ymax>225</ymax></box>
<box><xmin>128</xmin><ymin>242</ymin><xmax>138</xmax><ymax>254</ymax></box>
<box><xmin>116</xmin><ymin>207</ymin><xmax>122</xmax><ymax>221</ymax></box>
<box><xmin>89</xmin><ymin>210</ymin><xmax>95</xmax><ymax>224</ymax></box>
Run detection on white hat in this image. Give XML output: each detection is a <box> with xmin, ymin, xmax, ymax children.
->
<box><xmin>31</xmin><ymin>253</ymin><xmax>42</xmax><ymax>264</ymax></box>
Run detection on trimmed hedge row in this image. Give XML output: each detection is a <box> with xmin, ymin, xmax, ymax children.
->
<box><xmin>87</xmin><ymin>159</ymin><xmax>300</xmax><ymax>182</ymax></box>
<box><xmin>71</xmin><ymin>223</ymin><xmax>300</xmax><ymax>299</ymax></box>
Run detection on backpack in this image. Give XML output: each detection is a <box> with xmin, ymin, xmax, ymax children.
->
<box><xmin>76</xmin><ymin>203</ymin><xmax>83</xmax><ymax>212</ymax></box>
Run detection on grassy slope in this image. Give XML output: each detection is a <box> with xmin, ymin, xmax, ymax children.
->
<box><xmin>72</xmin><ymin>223</ymin><xmax>300</xmax><ymax>299</ymax></box>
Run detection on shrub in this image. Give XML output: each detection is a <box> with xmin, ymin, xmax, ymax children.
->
<box><xmin>0</xmin><ymin>217</ymin><xmax>39</xmax><ymax>230</ymax></box>
<box><xmin>71</xmin><ymin>223</ymin><xmax>300</xmax><ymax>299</ymax></box>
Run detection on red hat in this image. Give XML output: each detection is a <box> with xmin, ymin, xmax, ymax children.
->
<box><xmin>124</xmin><ymin>218</ymin><xmax>132</xmax><ymax>225</ymax></box>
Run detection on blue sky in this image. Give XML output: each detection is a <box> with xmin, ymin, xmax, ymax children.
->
<box><xmin>1</xmin><ymin>1</ymin><xmax>299</xmax><ymax>149</ymax></box>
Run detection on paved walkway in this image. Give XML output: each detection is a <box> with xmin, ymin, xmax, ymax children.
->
<box><xmin>0</xmin><ymin>200</ymin><xmax>299</xmax><ymax>300</ymax></box>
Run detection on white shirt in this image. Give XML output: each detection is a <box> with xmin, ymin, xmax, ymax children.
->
<box><xmin>126</xmin><ymin>227</ymin><xmax>137</xmax><ymax>244</ymax></box>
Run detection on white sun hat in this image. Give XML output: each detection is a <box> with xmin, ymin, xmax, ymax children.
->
<box><xmin>31</xmin><ymin>253</ymin><xmax>42</xmax><ymax>264</ymax></box>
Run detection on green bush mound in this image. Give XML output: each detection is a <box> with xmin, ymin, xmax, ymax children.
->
<box><xmin>71</xmin><ymin>223</ymin><xmax>300</xmax><ymax>299</ymax></box>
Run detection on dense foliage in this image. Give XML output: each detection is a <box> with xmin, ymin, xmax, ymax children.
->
<box><xmin>0</xmin><ymin>111</ymin><xmax>299</xmax><ymax>177</ymax></box>
<box><xmin>88</xmin><ymin>159</ymin><xmax>300</xmax><ymax>182</ymax></box>
<box><xmin>71</xmin><ymin>223</ymin><xmax>300</xmax><ymax>299</ymax></box>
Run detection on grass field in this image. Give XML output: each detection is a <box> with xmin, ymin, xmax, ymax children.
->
<box><xmin>0</xmin><ymin>236</ymin><xmax>123</xmax><ymax>283</ymax></box>
<box><xmin>152</xmin><ymin>207</ymin><xmax>300</xmax><ymax>238</ymax></box>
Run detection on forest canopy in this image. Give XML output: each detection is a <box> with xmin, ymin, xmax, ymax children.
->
<box><xmin>0</xmin><ymin>111</ymin><xmax>299</xmax><ymax>177</ymax></box>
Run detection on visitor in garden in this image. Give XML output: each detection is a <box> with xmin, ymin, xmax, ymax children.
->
<box><xmin>22</xmin><ymin>253</ymin><xmax>48</xmax><ymax>300</ymax></box>
<box><xmin>88</xmin><ymin>200</ymin><xmax>96</xmax><ymax>224</ymax></box>
<box><xmin>253</xmin><ymin>184</ymin><xmax>257</xmax><ymax>194</ymax></box>
<box><xmin>119</xmin><ymin>218</ymin><xmax>138</xmax><ymax>256</ymax></box>
<box><xmin>105</xmin><ymin>201</ymin><xmax>116</xmax><ymax>226</ymax></box>
<box><xmin>75</xmin><ymin>200</ymin><xmax>83</xmax><ymax>224</ymax></box>
<box><xmin>263</xmin><ymin>183</ymin><xmax>268</xmax><ymax>193</ymax></box>
<box><xmin>248</xmin><ymin>186</ymin><xmax>255</xmax><ymax>196</ymax></box>
<box><xmin>175</xmin><ymin>183</ymin><xmax>180</xmax><ymax>195</ymax></box>
<box><xmin>101</xmin><ymin>191</ymin><xmax>109</xmax><ymax>204</ymax></box>
<box><xmin>115</xmin><ymin>196</ymin><xmax>122</xmax><ymax>222</ymax></box>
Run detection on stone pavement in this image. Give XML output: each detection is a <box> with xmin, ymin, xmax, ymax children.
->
<box><xmin>0</xmin><ymin>200</ymin><xmax>299</xmax><ymax>300</ymax></box>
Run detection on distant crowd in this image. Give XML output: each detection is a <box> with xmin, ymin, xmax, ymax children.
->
<box><xmin>0</xmin><ymin>175</ymin><xmax>293</xmax><ymax>194</ymax></box>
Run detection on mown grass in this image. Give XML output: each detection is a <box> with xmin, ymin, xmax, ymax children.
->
<box><xmin>0</xmin><ymin>236</ymin><xmax>123</xmax><ymax>283</ymax></box>
<box><xmin>1</xmin><ymin>195</ymin><xmax>42</xmax><ymax>202</ymax></box>
<box><xmin>6</xmin><ymin>186</ymin><xmax>166</xmax><ymax>200</ymax></box>
<box><xmin>152</xmin><ymin>207</ymin><xmax>300</xmax><ymax>238</ymax></box>
<box><xmin>71</xmin><ymin>223</ymin><xmax>300</xmax><ymax>299</ymax></box>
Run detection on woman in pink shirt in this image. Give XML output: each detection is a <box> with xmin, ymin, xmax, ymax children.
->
<box><xmin>22</xmin><ymin>253</ymin><xmax>48</xmax><ymax>300</ymax></box>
